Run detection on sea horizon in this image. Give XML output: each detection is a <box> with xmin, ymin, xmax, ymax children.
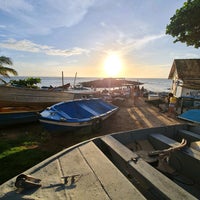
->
<box><xmin>5</xmin><ymin>76</ymin><xmax>172</xmax><ymax>93</ymax></box>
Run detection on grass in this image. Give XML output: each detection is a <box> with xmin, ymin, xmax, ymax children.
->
<box><xmin>0</xmin><ymin>127</ymin><xmax>53</xmax><ymax>185</ymax></box>
<box><xmin>0</xmin><ymin>123</ymin><xmax>96</xmax><ymax>185</ymax></box>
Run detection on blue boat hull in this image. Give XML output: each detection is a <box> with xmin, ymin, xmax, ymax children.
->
<box><xmin>178</xmin><ymin>109</ymin><xmax>200</xmax><ymax>124</ymax></box>
<box><xmin>39</xmin><ymin>98</ymin><xmax>118</xmax><ymax>132</ymax></box>
<box><xmin>0</xmin><ymin>111</ymin><xmax>39</xmax><ymax>127</ymax></box>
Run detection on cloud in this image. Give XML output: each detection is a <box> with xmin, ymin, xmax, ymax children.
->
<box><xmin>117</xmin><ymin>33</ymin><xmax>166</xmax><ymax>54</ymax></box>
<box><xmin>93</xmin><ymin>32</ymin><xmax>166</xmax><ymax>57</ymax></box>
<box><xmin>0</xmin><ymin>39</ymin><xmax>89</xmax><ymax>56</ymax></box>
<box><xmin>0</xmin><ymin>0</ymin><xmax>95</xmax><ymax>34</ymax></box>
<box><xmin>0</xmin><ymin>0</ymin><xmax>33</xmax><ymax>12</ymax></box>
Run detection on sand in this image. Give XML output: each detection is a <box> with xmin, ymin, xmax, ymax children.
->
<box><xmin>0</xmin><ymin>97</ymin><xmax>182</xmax><ymax>152</ymax></box>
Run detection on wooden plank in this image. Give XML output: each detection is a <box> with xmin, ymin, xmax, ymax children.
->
<box><xmin>150</xmin><ymin>134</ymin><xmax>200</xmax><ymax>185</ymax></box>
<box><xmin>101</xmin><ymin>135</ymin><xmax>196</xmax><ymax>200</ymax></box>
<box><xmin>150</xmin><ymin>134</ymin><xmax>200</xmax><ymax>160</ymax></box>
<box><xmin>178</xmin><ymin>129</ymin><xmax>200</xmax><ymax>145</ymax></box>
<box><xmin>79</xmin><ymin>141</ymin><xmax>145</xmax><ymax>200</ymax></box>
<box><xmin>56</xmin><ymin>144</ymin><xmax>111</xmax><ymax>200</ymax></box>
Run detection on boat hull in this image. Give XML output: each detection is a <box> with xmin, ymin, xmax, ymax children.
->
<box><xmin>0</xmin><ymin>85</ymin><xmax>75</xmax><ymax>108</ymax></box>
<box><xmin>178</xmin><ymin>109</ymin><xmax>200</xmax><ymax>124</ymax></box>
<box><xmin>39</xmin><ymin>98</ymin><xmax>119</xmax><ymax>132</ymax></box>
<box><xmin>0</xmin><ymin>111</ymin><xmax>39</xmax><ymax>126</ymax></box>
<box><xmin>0</xmin><ymin>124</ymin><xmax>200</xmax><ymax>199</ymax></box>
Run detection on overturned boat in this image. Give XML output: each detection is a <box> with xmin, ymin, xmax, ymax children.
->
<box><xmin>39</xmin><ymin>98</ymin><xmax>119</xmax><ymax>132</ymax></box>
<box><xmin>178</xmin><ymin>109</ymin><xmax>200</xmax><ymax>124</ymax></box>
<box><xmin>0</xmin><ymin>124</ymin><xmax>200</xmax><ymax>199</ymax></box>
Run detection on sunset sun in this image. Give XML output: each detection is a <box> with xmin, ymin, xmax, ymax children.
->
<box><xmin>104</xmin><ymin>54</ymin><xmax>122</xmax><ymax>77</ymax></box>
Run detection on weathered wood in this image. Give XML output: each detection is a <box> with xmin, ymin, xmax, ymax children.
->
<box><xmin>79</xmin><ymin>141</ymin><xmax>145</xmax><ymax>200</ymax></box>
<box><xmin>101</xmin><ymin>135</ymin><xmax>196</xmax><ymax>200</ymax></box>
<box><xmin>149</xmin><ymin>134</ymin><xmax>200</xmax><ymax>161</ymax></box>
<box><xmin>149</xmin><ymin>134</ymin><xmax>200</xmax><ymax>185</ymax></box>
<box><xmin>178</xmin><ymin>129</ymin><xmax>200</xmax><ymax>145</ymax></box>
<box><xmin>1</xmin><ymin>141</ymin><xmax>143</xmax><ymax>200</ymax></box>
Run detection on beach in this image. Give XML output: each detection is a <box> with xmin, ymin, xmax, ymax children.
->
<box><xmin>0</xmin><ymin>96</ymin><xmax>183</xmax><ymax>184</ymax></box>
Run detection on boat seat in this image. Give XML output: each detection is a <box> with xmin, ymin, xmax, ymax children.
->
<box><xmin>78</xmin><ymin>141</ymin><xmax>145</xmax><ymax>200</ymax></box>
<box><xmin>177</xmin><ymin>129</ymin><xmax>200</xmax><ymax>145</ymax></box>
<box><xmin>149</xmin><ymin>134</ymin><xmax>200</xmax><ymax>184</ymax></box>
<box><xmin>56</xmin><ymin>109</ymin><xmax>72</xmax><ymax>119</ymax></box>
<box><xmin>100</xmin><ymin>135</ymin><xmax>195</xmax><ymax>200</ymax></box>
<box><xmin>78</xmin><ymin>103</ymin><xmax>100</xmax><ymax>116</ymax></box>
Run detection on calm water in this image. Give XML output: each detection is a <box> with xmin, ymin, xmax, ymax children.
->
<box><xmin>5</xmin><ymin>77</ymin><xmax>172</xmax><ymax>93</ymax></box>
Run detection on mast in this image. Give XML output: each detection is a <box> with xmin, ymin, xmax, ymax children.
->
<box><xmin>62</xmin><ymin>71</ymin><xmax>64</xmax><ymax>90</ymax></box>
<box><xmin>73</xmin><ymin>72</ymin><xmax>77</xmax><ymax>88</ymax></box>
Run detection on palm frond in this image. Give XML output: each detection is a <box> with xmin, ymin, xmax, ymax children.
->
<box><xmin>0</xmin><ymin>56</ymin><xmax>13</xmax><ymax>65</ymax></box>
<box><xmin>0</xmin><ymin>67</ymin><xmax>18</xmax><ymax>77</ymax></box>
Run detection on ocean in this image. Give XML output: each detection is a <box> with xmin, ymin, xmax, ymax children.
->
<box><xmin>5</xmin><ymin>77</ymin><xmax>172</xmax><ymax>93</ymax></box>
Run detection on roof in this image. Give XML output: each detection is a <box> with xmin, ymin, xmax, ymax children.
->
<box><xmin>168</xmin><ymin>59</ymin><xmax>200</xmax><ymax>89</ymax></box>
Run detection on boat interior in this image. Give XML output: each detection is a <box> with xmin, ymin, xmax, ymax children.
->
<box><xmin>1</xmin><ymin>124</ymin><xmax>200</xmax><ymax>199</ymax></box>
<box><xmin>52</xmin><ymin>98</ymin><xmax>118</xmax><ymax>119</ymax></box>
<box><xmin>92</xmin><ymin>124</ymin><xmax>200</xmax><ymax>199</ymax></box>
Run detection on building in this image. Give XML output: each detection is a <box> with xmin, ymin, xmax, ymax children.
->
<box><xmin>168</xmin><ymin>59</ymin><xmax>200</xmax><ymax>98</ymax></box>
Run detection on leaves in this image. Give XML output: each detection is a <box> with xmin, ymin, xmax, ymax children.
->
<box><xmin>166</xmin><ymin>0</ymin><xmax>200</xmax><ymax>48</ymax></box>
<box><xmin>10</xmin><ymin>77</ymin><xmax>41</xmax><ymax>88</ymax></box>
<box><xmin>0</xmin><ymin>56</ymin><xmax>18</xmax><ymax>82</ymax></box>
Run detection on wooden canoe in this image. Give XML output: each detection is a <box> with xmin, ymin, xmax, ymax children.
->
<box><xmin>0</xmin><ymin>85</ymin><xmax>98</xmax><ymax>108</ymax></box>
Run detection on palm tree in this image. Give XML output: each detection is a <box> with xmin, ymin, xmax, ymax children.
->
<box><xmin>0</xmin><ymin>56</ymin><xmax>18</xmax><ymax>83</ymax></box>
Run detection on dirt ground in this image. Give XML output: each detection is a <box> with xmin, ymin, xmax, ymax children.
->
<box><xmin>0</xmin><ymin>97</ymin><xmax>183</xmax><ymax>153</ymax></box>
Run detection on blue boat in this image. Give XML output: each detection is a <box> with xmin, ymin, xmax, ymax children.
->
<box><xmin>178</xmin><ymin>109</ymin><xmax>200</xmax><ymax>124</ymax></box>
<box><xmin>39</xmin><ymin>98</ymin><xmax>119</xmax><ymax>132</ymax></box>
<box><xmin>0</xmin><ymin>110</ymin><xmax>39</xmax><ymax>127</ymax></box>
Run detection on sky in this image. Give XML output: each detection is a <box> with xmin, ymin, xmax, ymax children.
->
<box><xmin>0</xmin><ymin>0</ymin><xmax>199</xmax><ymax>78</ymax></box>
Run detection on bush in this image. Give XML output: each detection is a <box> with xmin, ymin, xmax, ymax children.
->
<box><xmin>10</xmin><ymin>77</ymin><xmax>41</xmax><ymax>88</ymax></box>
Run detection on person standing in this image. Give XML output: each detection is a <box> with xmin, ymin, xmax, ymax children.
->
<box><xmin>168</xmin><ymin>93</ymin><xmax>177</xmax><ymax>117</ymax></box>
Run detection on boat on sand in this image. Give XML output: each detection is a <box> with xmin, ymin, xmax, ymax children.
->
<box><xmin>0</xmin><ymin>124</ymin><xmax>199</xmax><ymax>199</ymax></box>
<box><xmin>39</xmin><ymin>98</ymin><xmax>119</xmax><ymax>132</ymax></box>
<box><xmin>178</xmin><ymin>109</ymin><xmax>200</xmax><ymax>124</ymax></box>
<box><xmin>0</xmin><ymin>85</ymin><xmax>97</xmax><ymax>108</ymax></box>
<box><xmin>0</xmin><ymin>107</ymin><xmax>40</xmax><ymax>126</ymax></box>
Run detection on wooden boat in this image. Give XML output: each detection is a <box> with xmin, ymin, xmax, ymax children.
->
<box><xmin>0</xmin><ymin>85</ymin><xmax>98</xmax><ymax>108</ymax></box>
<box><xmin>178</xmin><ymin>109</ymin><xmax>200</xmax><ymax>124</ymax></box>
<box><xmin>39</xmin><ymin>98</ymin><xmax>119</xmax><ymax>132</ymax></box>
<box><xmin>0</xmin><ymin>107</ymin><xmax>40</xmax><ymax>127</ymax></box>
<box><xmin>0</xmin><ymin>124</ymin><xmax>199</xmax><ymax>199</ymax></box>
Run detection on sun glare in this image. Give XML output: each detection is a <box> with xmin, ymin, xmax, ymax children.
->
<box><xmin>104</xmin><ymin>54</ymin><xmax>122</xmax><ymax>77</ymax></box>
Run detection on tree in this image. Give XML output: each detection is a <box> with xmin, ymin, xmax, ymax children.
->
<box><xmin>0</xmin><ymin>56</ymin><xmax>18</xmax><ymax>83</ymax></box>
<box><xmin>166</xmin><ymin>0</ymin><xmax>200</xmax><ymax>48</ymax></box>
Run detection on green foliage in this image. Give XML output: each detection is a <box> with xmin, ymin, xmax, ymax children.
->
<box><xmin>166</xmin><ymin>0</ymin><xmax>200</xmax><ymax>48</ymax></box>
<box><xmin>10</xmin><ymin>77</ymin><xmax>41</xmax><ymax>88</ymax></box>
<box><xmin>0</xmin><ymin>131</ymin><xmax>51</xmax><ymax>184</ymax></box>
<box><xmin>0</xmin><ymin>56</ymin><xmax>18</xmax><ymax>83</ymax></box>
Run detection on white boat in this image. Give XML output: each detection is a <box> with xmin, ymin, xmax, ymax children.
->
<box><xmin>0</xmin><ymin>124</ymin><xmax>199</xmax><ymax>199</ymax></box>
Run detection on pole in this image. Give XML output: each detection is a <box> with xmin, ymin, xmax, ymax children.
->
<box><xmin>73</xmin><ymin>72</ymin><xmax>77</xmax><ymax>88</ymax></box>
<box><xmin>62</xmin><ymin>71</ymin><xmax>64</xmax><ymax>90</ymax></box>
